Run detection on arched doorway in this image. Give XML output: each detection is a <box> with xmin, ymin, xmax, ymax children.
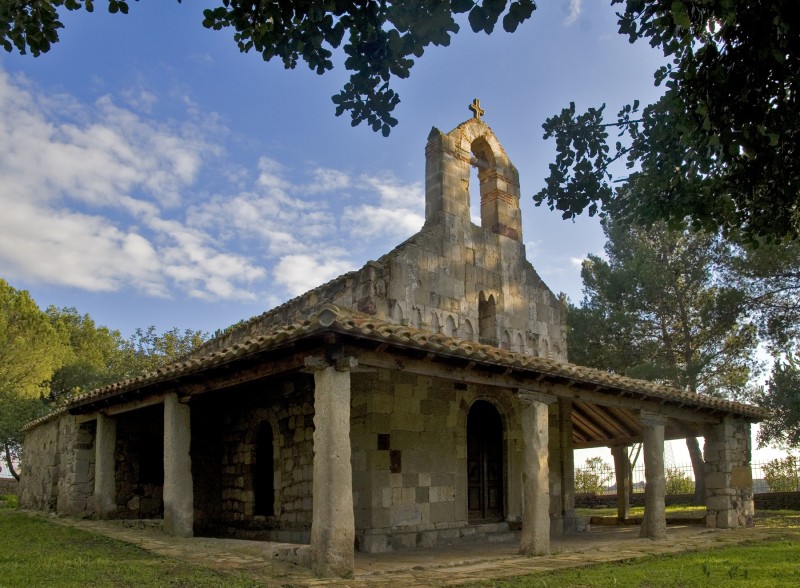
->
<box><xmin>467</xmin><ymin>400</ymin><xmax>504</xmax><ymax>522</ymax></box>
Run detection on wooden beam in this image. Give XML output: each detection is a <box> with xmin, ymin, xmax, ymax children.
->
<box><xmin>106</xmin><ymin>392</ymin><xmax>167</xmax><ymax>416</ymax></box>
<box><xmin>356</xmin><ymin>351</ymin><xmax>720</xmax><ymax>424</ymax></box>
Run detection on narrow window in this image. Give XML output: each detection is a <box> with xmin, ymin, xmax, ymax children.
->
<box><xmin>479</xmin><ymin>292</ymin><xmax>497</xmax><ymax>345</ymax></box>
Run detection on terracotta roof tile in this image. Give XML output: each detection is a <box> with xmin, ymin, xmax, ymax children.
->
<box><xmin>24</xmin><ymin>304</ymin><xmax>767</xmax><ymax>430</ymax></box>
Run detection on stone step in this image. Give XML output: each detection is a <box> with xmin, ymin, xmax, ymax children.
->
<box><xmin>487</xmin><ymin>530</ymin><xmax>518</xmax><ymax>543</ymax></box>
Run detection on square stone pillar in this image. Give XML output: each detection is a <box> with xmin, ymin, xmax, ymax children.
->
<box><xmin>308</xmin><ymin>359</ymin><xmax>355</xmax><ymax>578</ymax></box>
<box><xmin>611</xmin><ymin>445</ymin><xmax>631</xmax><ymax>523</ymax></box>
<box><xmin>94</xmin><ymin>412</ymin><xmax>117</xmax><ymax>518</ymax></box>
<box><xmin>518</xmin><ymin>391</ymin><xmax>555</xmax><ymax>556</ymax></box>
<box><xmin>703</xmin><ymin>417</ymin><xmax>754</xmax><ymax>529</ymax></box>
<box><xmin>163</xmin><ymin>392</ymin><xmax>194</xmax><ymax>538</ymax></box>
<box><xmin>639</xmin><ymin>412</ymin><xmax>667</xmax><ymax>539</ymax></box>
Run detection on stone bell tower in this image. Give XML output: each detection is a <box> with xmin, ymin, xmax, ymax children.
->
<box><xmin>424</xmin><ymin>98</ymin><xmax>523</xmax><ymax>241</ymax></box>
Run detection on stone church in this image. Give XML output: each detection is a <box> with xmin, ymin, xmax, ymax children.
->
<box><xmin>20</xmin><ymin>105</ymin><xmax>765</xmax><ymax>577</ymax></box>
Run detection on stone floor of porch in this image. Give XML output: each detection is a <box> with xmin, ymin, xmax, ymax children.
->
<box><xmin>38</xmin><ymin>513</ymin><xmax>764</xmax><ymax>587</ymax></box>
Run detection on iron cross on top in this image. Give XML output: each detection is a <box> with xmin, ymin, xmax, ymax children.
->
<box><xmin>469</xmin><ymin>98</ymin><xmax>485</xmax><ymax>120</ymax></box>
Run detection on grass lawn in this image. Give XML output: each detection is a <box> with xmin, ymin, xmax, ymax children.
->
<box><xmin>470</xmin><ymin>510</ymin><xmax>800</xmax><ymax>588</ymax></box>
<box><xmin>1</xmin><ymin>506</ymin><xmax>799</xmax><ymax>587</ymax></box>
<box><xmin>0</xmin><ymin>510</ymin><xmax>260</xmax><ymax>588</ymax></box>
<box><xmin>575</xmin><ymin>504</ymin><xmax>707</xmax><ymax>518</ymax></box>
<box><xmin>469</xmin><ymin>534</ymin><xmax>800</xmax><ymax>587</ymax></box>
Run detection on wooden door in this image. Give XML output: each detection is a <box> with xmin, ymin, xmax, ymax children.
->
<box><xmin>467</xmin><ymin>400</ymin><xmax>504</xmax><ymax>522</ymax></box>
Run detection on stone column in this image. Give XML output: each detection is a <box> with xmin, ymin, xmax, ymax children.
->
<box><xmin>639</xmin><ymin>412</ymin><xmax>667</xmax><ymax>539</ymax></box>
<box><xmin>94</xmin><ymin>412</ymin><xmax>117</xmax><ymax>518</ymax></box>
<box><xmin>519</xmin><ymin>391</ymin><xmax>555</xmax><ymax>556</ymax></box>
<box><xmin>704</xmin><ymin>417</ymin><xmax>754</xmax><ymax>529</ymax></box>
<box><xmin>308</xmin><ymin>358</ymin><xmax>355</xmax><ymax>577</ymax></box>
<box><xmin>611</xmin><ymin>445</ymin><xmax>631</xmax><ymax>523</ymax></box>
<box><xmin>163</xmin><ymin>392</ymin><xmax>194</xmax><ymax>538</ymax></box>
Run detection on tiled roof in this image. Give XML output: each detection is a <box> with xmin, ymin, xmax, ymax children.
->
<box><xmin>25</xmin><ymin>304</ymin><xmax>768</xmax><ymax>430</ymax></box>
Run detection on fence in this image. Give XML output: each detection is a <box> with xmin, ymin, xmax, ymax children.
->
<box><xmin>576</xmin><ymin>460</ymin><xmax>800</xmax><ymax>495</ymax></box>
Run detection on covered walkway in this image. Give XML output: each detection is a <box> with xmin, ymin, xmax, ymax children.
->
<box><xmin>42</xmin><ymin>515</ymin><xmax>766</xmax><ymax>587</ymax></box>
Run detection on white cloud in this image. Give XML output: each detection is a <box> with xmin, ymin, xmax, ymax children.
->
<box><xmin>0</xmin><ymin>68</ymin><xmax>262</xmax><ymax>301</ymax></box>
<box><xmin>0</xmin><ymin>65</ymin><xmax>429</xmax><ymax>307</ymax></box>
<box><xmin>341</xmin><ymin>174</ymin><xmax>424</xmax><ymax>240</ymax></box>
<box><xmin>569</xmin><ymin>256</ymin><xmax>586</xmax><ymax>268</ymax></box>
<box><xmin>274</xmin><ymin>254</ymin><xmax>354</xmax><ymax>296</ymax></box>
<box><xmin>564</xmin><ymin>0</ymin><xmax>583</xmax><ymax>26</ymax></box>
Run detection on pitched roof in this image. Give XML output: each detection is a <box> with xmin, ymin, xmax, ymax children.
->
<box><xmin>26</xmin><ymin>304</ymin><xmax>767</xmax><ymax>431</ymax></box>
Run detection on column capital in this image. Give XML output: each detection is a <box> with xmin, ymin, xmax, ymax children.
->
<box><xmin>517</xmin><ymin>389</ymin><xmax>557</xmax><ymax>406</ymax></box>
<box><xmin>639</xmin><ymin>410</ymin><xmax>668</xmax><ymax>427</ymax></box>
<box><xmin>304</xmin><ymin>356</ymin><xmax>359</xmax><ymax>372</ymax></box>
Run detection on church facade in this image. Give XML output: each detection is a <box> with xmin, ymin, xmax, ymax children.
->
<box><xmin>20</xmin><ymin>108</ymin><xmax>765</xmax><ymax>577</ymax></box>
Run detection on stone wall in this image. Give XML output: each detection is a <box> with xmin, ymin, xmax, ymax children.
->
<box><xmin>753</xmin><ymin>491</ymin><xmax>800</xmax><ymax>510</ymax></box>
<box><xmin>350</xmin><ymin>368</ymin><xmax>529</xmax><ymax>552</ymax></box>
<box><xmin>575</xmin><ymin>491</ymin><xmax>800</xmax><ymax>512</ymax></box>
<box><xmin>193</xmin><ymin>376</ymin><xmax>315</xmax><ymax>543</ymax></box>
<box><xmin>113</xmin><ymin>404</ymin><xmax>164</xmax><ymax>519</ymax></box>
<box><xmin>19</xmin><ymin>413</ymin><xmax>94</xmax><ymax>516</ymax></box>
<box><xmin>0</xmin><ymin>478</ymin><xmax>18</xmax><ymax>495</ymax></box>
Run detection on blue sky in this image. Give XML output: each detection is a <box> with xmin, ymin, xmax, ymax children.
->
<box><xmin>0</xmin><ymin>0</ymin><xmax>668</xmax><ymax>338</ymax></box>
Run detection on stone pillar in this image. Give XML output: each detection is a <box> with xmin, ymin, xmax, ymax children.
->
<box><xmin>519</xmin><ymin>391</ymin><xmax>555</xmax><ymax>556</ymax></box>
<box><xmin>639</xmin><ymin>412</ymin><xmax>667</xmax><ymax>539</ymax></box>
<box><xmin>704</xmin><ymin>417</ymin><xmax>754</xmax><ymax>529</ymax></box>
<box><xmin>163</xmin><ymin>392</ymin><xmax>194</xmax><ymax>538</ymax></box>
<box><xmin>611</xmin><ymin>445</ymin><xmax>631</xmax><ymax>523</ymax></box>
<box><xmin>94</xmin><ymin>412</ymin><xmax>117</xmax><ymax>518</ymax></box>
<box><xmin>308</xmin><ymin>359</ymin><xmax>355</xmax><ymax>577</ymax></box>
<box><xmin>547</xmin><ymin>398</ymin><xmax>575</xmax><ymax>536</ymax></box>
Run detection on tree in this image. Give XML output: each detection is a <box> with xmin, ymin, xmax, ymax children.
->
<box><xmin>46</xmin><ymin>307</ymin><xmax>133</xmax><ymax>400</ymax></box>
<box><xmin>728</xmin><ymin>239</ymin><xmax>800</xmax><ymax>355</ymax></box>
<box><xmin>125</xmin><ymin>325</ymin><xmax>207</xmax><ymax>375</ymax></box>
<box><xmin>756</xmin><ymin>356</ymin><xmax>800</xmax><ymax>449</ymax></box>
<box><xmin>45</xmin><ymin>308</ymin><xmax>208</xmax><ymax>401</ymax></box>
<box><xmin>1</xmin><ymin>282</ymin><xmax>207</xmax><ymax>478</ymax></box>
<box><xmin>568</xmin><ymin>219</ymin><xmax>759</xmax><ymax>503</ymax></box>
<box><xmin>0</xmin><ymin>0</ymin><xmax>536</xmax><ymax>136</ymax></box>
<box><xmin>0</xmin><ymin>279</ymin><xmax>66</xmax><ymax>479</ymax></box>
<box><xmin>535</xmin><ymin>1</ymin><xmax>800</xmax><ymax>242</ymax></box>
<box><xmin>574</xmin><ymin>456</ymin><xmax>614</xmax><ymax>495</ymax></box>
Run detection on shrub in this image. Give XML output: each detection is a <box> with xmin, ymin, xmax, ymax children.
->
<box><xmin>665</xmin><ymin>467</ymin><xmax>695</xmax><ymax>495</ymax></box>
<box><xmin>763</xmin><ymin>455</ymin><xmax>799</xmax><ymax>492</ymax></box>
<box><xmin>575</xmin><ymin>457</ymin><xmax>614</xmax><ymax>494</ymax></box>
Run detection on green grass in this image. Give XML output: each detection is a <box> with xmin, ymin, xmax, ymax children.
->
<box><xmin>2</xmin><ymin>508</ymin><xmax>799</xmax><ymax>588</ymax></box>
<box><xmin>0</xmin><ymin>511</ymin><xmax>260</xmax><ymax>588</ymax></box>
<box><xmin>0</xmin><ymin>494</ymin><xmax>19</xmax><ymax>509</ymax></box>
<box><xmin>575</xmin><ymin>504</ymin><xmax>706</xmax><ymax>518</ymax></box>
<box><xmin>470</xmin><ymin>534</ymin><xmax>800</xmax><ymax>587</ymax></box>
<box><xmin>469</xmin><ymin>510</ymin><xmax>800</xmax><ymax>588</ymax></box>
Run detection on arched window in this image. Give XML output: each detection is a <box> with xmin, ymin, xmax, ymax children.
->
<box><xmin>444</xmin><ymin>315</ymin><xmax>456</xmax><ymax>337</ymax></box>
<box><xmin>501</xmin><ymin>331</ymin><xmax>511</xmax><ymax>350</ymax></box>
<box><xmin>254</xmin><ymin>421</ymin><xmax>275</xmax><ymax>516</ymax></box>
<box><xmin>462</xmin><ymin>319</ymin><xmax>474</xmax><ymax>341</ymax></box>
<box><xmin>514</xmin><ymin>332</ymin><xmax>525</xmax><ymax>353</ymax></box>
<box><xmin>478</xmin><ymin>292</ymin><xmax>497</xmax><ymax>345</ymax></box>
<box><xmin>431</xmin><ymin>313</ymin><xmax>441</xmax><ymax>333</ymax></box>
